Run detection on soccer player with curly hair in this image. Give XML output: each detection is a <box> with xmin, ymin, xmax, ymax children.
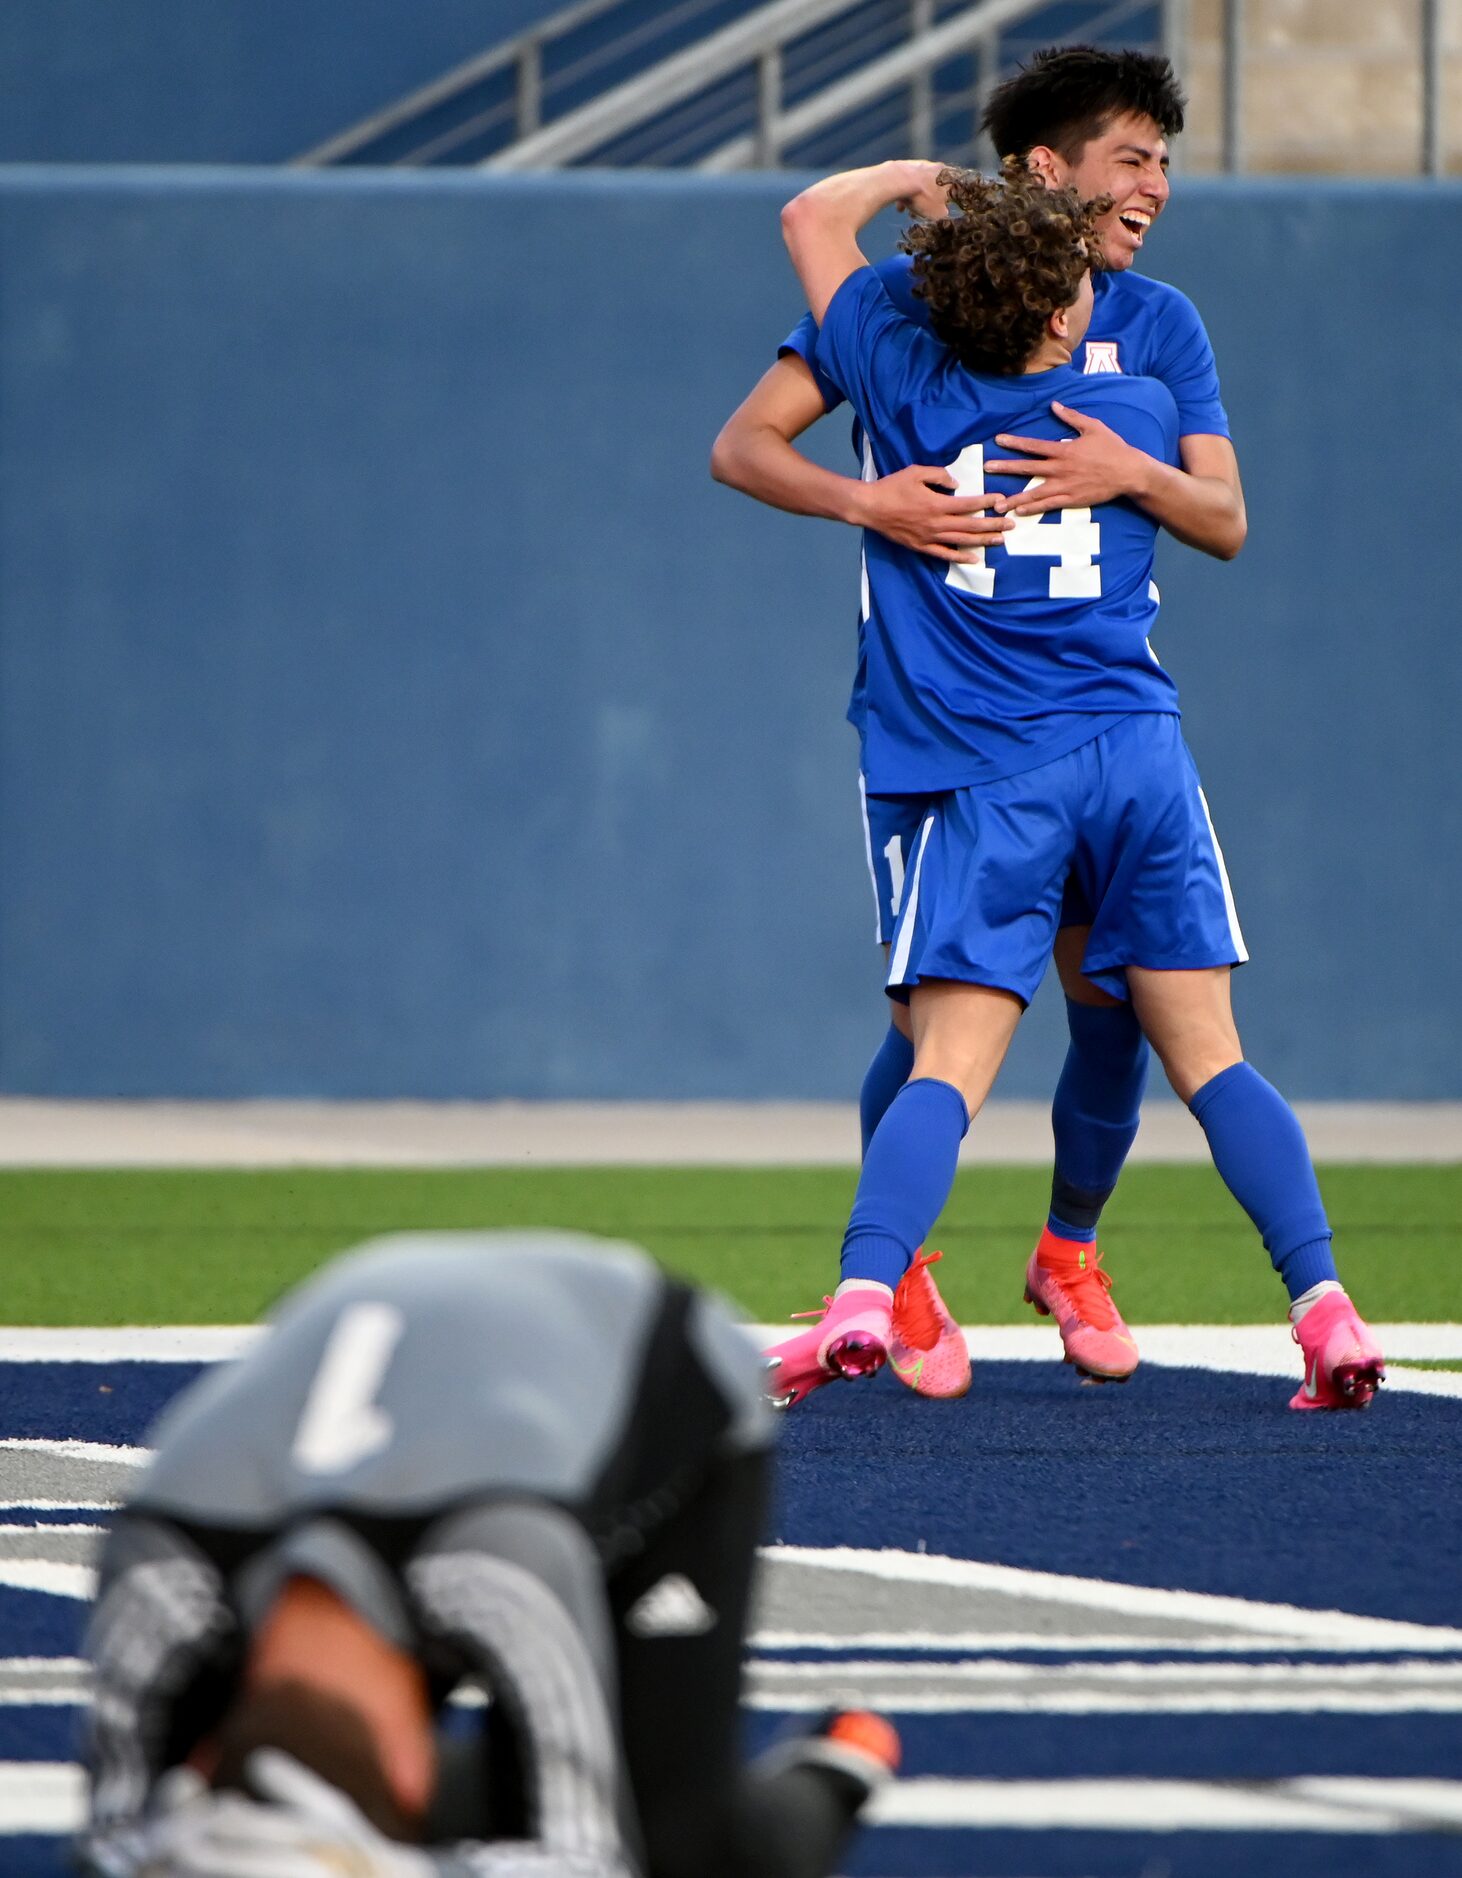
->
<box><xmin>760</xmin><ymin>158</ymin><xmax>1382</xmax><ymax>1416</ymax></box>
<box><xmin>714</xmin><ymin>49</ymin><xmax>1247</xmax><ymax>1395</ymax></box>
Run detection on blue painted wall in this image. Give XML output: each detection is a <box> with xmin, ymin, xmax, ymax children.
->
<box><xmin>0</xmin><ymin>2</ymin><xmax>527</xmax><ymax>164</ymax></box>
<box><xmin>1</xmin><ymin>169</ymin><xmax>1457</xmax><ymax>1097</ymax></box>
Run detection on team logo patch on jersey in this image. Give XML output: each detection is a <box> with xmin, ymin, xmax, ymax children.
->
<box><xmin>626</xmin><ymin>1573</ymin><xmax>717</xmax><ymax>1637</ymax></box>
<box><xmin>1083</xmin><ymin>341</ymin><xmax>1122</xmax><ymax>375</ymax></box>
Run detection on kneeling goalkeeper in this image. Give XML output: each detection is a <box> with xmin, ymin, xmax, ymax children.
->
<box><xmin>80</xmin><ymin>1231</ymin><xmax>897</xmax><ymax>1877</ymax></box>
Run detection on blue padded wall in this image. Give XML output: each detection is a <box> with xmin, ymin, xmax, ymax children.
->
<box><xmin>0</xmin><ymin>2</ymin><xmax>529</xmax><ymax>164</ymax></box>
<box><xmin>0</xmin><ymin>169</ymin><xmax>1457</xmax><ymax>1097</ymax></box>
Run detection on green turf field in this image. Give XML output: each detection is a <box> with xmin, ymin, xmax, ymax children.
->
<box><xmin>0</xmin><ymin>1164</ymin><xmax>1456</xmax><ymax>1326</ymax></box>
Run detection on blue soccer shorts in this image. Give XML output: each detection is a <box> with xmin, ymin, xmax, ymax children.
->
<box><xmin>885</xmin><ymin>712</ymin><xmax>1248</xmax><ymax>1005</ymax></box>
<box><xmin>862</xmin><ymin>777</ymin><xmax>1103</xmax><ymax>948</ymax></box>
<box><xmin>860</xmin><ymin>778</ymin><xmax>931</xmax><ymax>946</ymax></box>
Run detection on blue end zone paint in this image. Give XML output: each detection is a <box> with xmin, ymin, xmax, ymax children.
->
<box><xmin>9</xmin><ymin>1838</ymin><xmax>70</xmax><ymax>1877</ymax></box>
<box><xmin>846</xmin><ymin>1828</ymin><xmax>1462</xmax><ymax>1878</ymax></box>
<box><xmin>0</xmin><ymin>1709</ymin><xmax>77</xmax><ymax>1760</ymax></box>
<box><xmin>744</xmin><ymin>1712</ymin><xmax>1462</xmax><ymax>1781</ymax></box>
<box><xmin>6</xmin><ymin>1355</ymin><xmax>1462</xmax><ymax>1876</ymax></box>
<box><xmin>771</xmin><ymin>1364</ymin><xmax>1462</xmax><ymax>1625</ymax></box>
<box><xmin>0</xmin><ymin>1361</ymin><xmax>204</xmax><ymax>1442</ymax></box>
<box><xmin>0</xmin><ymin>1585</ymin><xmax>82</xmax><ymax>1659</ymax></box>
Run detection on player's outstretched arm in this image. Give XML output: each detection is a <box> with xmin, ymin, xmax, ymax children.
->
<box><xmin>780</xmin><ymin>160</ymin><xmax>949</xmax><ymax>322</ymax></box>
<box><xmin>986</xmin><ymin>406</ymin><xmax>1247</xmax><ymax>560</ymax></box>
<box><xmin>711</xmin><ymin>355</ymin><xmax>1010</xmax><ymax>561</ymax></box>
<box><xmin>710</xmin><ymin>353</ymin><xmax>1007</xmax><ymax>555</ymax></box>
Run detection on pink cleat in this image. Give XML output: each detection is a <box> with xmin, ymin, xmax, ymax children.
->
<box><xmin>762</xmin><ymin>1286</ymin><xmax>892</xmax><ymax>1409</ymax></box>
<box><xmin>1289</xmin><ymin>1290</ymin><xmax>1385</xmax><ymax>1410</ymax></box>
<box><xmin>1024</xmin><ymin>1229</ymin><xmax>1139</xmax><ymax>1382</ymax></box>
<box><xmin>888</xmin><ymin>1250</ymin><xmax>971</xmax><ymax>1398</ymax></box>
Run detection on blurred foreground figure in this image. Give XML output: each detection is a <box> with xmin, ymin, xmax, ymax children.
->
<box><xmin>80</xmin><ymin>1232</ymin><xmax>898</xmax><ymax>1878</ymax></box>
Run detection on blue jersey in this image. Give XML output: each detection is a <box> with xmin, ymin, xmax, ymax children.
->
<box><xmin>815</xmin><ymin>265</ymin><xmax>1182</xmax><ymax>795</ymax></box>
<box><xmin>782</xmin><ymin>251</ymin><xmax>1230</xmax><ymax>438</ymax></box>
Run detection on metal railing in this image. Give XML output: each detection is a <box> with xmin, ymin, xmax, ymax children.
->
<box><xmin>293</xmin><ymin>0</ymin><xmax>749</xmax><ymax>166</ymax></box>
<box><xmin>486</xmin><ymin>0</ymin><xmax>878</xmax><ymax>169</ymax></box>
<box><xmin>695</xmin><ymin>0</ymin><xmax>1122</xmax><ymax>171</ymax></box>
<box><xmin>297</xmin><ymin>0</ymin><xmax>1452</xmax><ymax>175</ymax></box>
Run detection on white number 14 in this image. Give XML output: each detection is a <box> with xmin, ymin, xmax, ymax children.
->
<box><xmin>943</xmin><ymin>443</ymin><xmax>1101</xmax><ymax>600</ymax></box>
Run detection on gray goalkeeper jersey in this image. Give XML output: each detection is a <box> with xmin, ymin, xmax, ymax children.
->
<box><xmin>133</xmin><ymin>1230</ymin><xmax>769</xmax><ymax>1526</ymax></box>
<box><xmin>82</xmin><ymin>1232</ymin><xmax>773</xmax><ymax>1878</ymax></box>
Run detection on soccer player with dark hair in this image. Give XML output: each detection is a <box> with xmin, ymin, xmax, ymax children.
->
<box><xmin>759</xmin><ymin>158</ymin><xmax>1382</xmax><ymax>1417</ymax></box>
<box><xmin>712</xmin><ymin>46</ymin><xmax>1245</xmax><ymax>1395</ymax></box>
<box><xmin>79</xmin><ymin>1232</ymin><xmax>899</xmax><ymax>1877</ymax></box>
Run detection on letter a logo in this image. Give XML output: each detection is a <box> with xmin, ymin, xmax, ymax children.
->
<box><xmin>1083</xmin><ymin>341</ymin><xmax>1121</xmax><ymax>375</ymax></box>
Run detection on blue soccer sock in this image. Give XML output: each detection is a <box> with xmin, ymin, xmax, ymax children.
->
<box><xmin>841</xmin><ymin>1078</ymin><xmax>970</xmax><ymax>1290</ymax></box>
<box><xmin>1188</xmin><ymin>1062</ymin><xmax>1338</xmax><ymax>1300</ymax></box>
<box><xmin>1047</xmin><ymin>999</ymin><xmax>1149</xmax><ymax>1243</ymax></box>
<box><xmin>859</xmin><ymin>1022</ymin><xmax>916</xmax><ymax>1159</ymax></box>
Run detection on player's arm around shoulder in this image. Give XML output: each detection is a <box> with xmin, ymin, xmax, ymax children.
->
<box><xmin>709</xmin><ymin>352</ymin><xmax>868</xmax><ymax>522</ymax></box>
<box><xmin>987</xmin><ymin>380</ymin><xmax>1247</xmax><ymax>561</ymax></box>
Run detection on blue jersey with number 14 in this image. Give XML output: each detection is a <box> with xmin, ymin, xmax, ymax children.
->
<box><xmin>814</xmin><ymin>266</ymin><xmax>1182</xmax><ymax>796</ymax></box>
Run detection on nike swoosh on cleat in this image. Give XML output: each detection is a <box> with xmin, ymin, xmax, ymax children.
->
<box><xmin>1303</xmin><ymin>1359</ymin><xmax>1321</xmax><ymax>1400</ymax></box>
<box><xmin>890</xmin><ymin>1354</ymin><xmax>925</xmax><ymax>1383</ymax></box>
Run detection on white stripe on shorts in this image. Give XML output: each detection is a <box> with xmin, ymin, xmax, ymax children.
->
<box><xmin>888</xmin><ymin>815</ymin><xmax>936</xmax><ymax>988</ymax></box>
<box><xmin>1197</xmin><ymin>786</ymin><xmax>1249</xmax><ymax>962</ymax></box>
<box><xmin>857</xmin><ymin>773</ymin><xmax>883</xmax><ymax>943</ymax></box>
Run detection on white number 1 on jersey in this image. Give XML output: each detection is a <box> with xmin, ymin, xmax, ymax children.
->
<box><xmin>943</xmin><ymin>443</ymin><xmax>1101</xmax><ymax>599</ymax></box>
<box><xmin>291</xmin><ymin>1301</ymin><xmax>404</xmax><ymax>1474</ymax></box>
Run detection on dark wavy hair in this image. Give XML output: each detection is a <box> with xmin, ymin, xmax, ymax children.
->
<box><xmin>982</xmin><ymin>45</ymin><xmax>1186</xmax><ymax>162</ymax></box>
<box><xmin>901</xmin><ymin>159</ymin><xmax>1105</xmax><ymax>376</ymax></box>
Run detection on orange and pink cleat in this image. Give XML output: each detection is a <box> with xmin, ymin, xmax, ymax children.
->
<box><xmin>1289</xmin><ymin>1289</ymin><xmax>1385</xmax><ymax>1410</ymax></box>
<box><xmin>888</xmin><ymin>1250</ymin><xmax>972</xmax><ymax>1398</ymax></box>
<box><xmin>1024</xmin><ymin>1228</ymin><xmax>1140</xmax><ymax>1382</ymax></box>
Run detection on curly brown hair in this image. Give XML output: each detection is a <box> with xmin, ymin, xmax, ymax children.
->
<box><xmin>900</xmin><ymin>158</ymin><xmax>1108</xmax><ymax>376</ymax></box>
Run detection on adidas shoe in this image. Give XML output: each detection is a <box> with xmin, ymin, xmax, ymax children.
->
<box><xmin>888</xmin><ymin>1250</ymin><xmax>971</xmax><ymax>1398</ymax></box>
<box><xmin>800</xmin><ymin>1709</ymin><xmax>902</xmax><ymax>1795</ymax></box>
<box><xmin>1024</xmin><ymin>1228</ymin><xmax>1139</xmax><ymax>1382</ymax></box>
<box><xmin>757</xmin><ymin>1708</ymin><xmax>902</xmax><ymax>1806</ymax></box>
<box><xmin>762</xmin><ymin>1286</ymin><xmax>891</xmax><ymax>1410</ymax></box>
<box><xmin>1289</xmin><ymin>1289</ymin><xmax>1385</xmax><ymax>1410</ymax></box>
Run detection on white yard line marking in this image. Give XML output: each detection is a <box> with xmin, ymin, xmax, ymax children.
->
<box><xmin>0</xmin><ymin>1763</ymin><xmax>83</xmax><ymax>1833</ymax></box>
<box><xmin>0</xmin><ymin>1561</ymin><xmax>95</xmax><ymax>1599</ymax></box>
<box><xmin>765</xmin><ymin>1546</ymin><xmax>1462</xmax><ymax>1651</ymax></box>
<box><xmin>0</xmin><ymin>1328</ymin><xmax>261</xmax><ymax>1362</ymax></box>
<box><xmin>750</xmin><ymin>1629</ymin><xmax>1462</xmax><ymax>1655</ymax></box>
<box><xmin>868</xmin><ymin>1776</ymin><xmax>1462</xmax><ymax>1832</ymax></box>
<box><xmin>2</xmin><ymin>1321</ymin><xmax>1459</xmax><ymax>1390</ymax></box>
<box><xmin>7</xmin><ymin>1767</ymin><xmax>1462</xmax><ymax>1837</ymax></box>
<box><xmin>0</xmin><ymin>1439</ymin><xmax>149</xmax><ymax>1464</ymax></box>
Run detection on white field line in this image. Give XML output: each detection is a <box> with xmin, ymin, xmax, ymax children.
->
<box><xmin>0</xmin><ymin>1561</ymin><xmax>94</xmax><ymax>1599</ymax></box>
<box><xmin>867</xmin><ymin>1776</ymin><xmax>1462</xmax><ymax>1832</ymax></box>
<box><xmin>764</xmin><ymin>1546</ymin><xmax>1462</xmax><ymax>1650</ymax></box>
<box><xmin>1</xmin><ymin>1323</ymin><xmax>1459</xmax><ymax>1395</ymax></box>
<box><xmin>750</xmin><ymin>1689</ymin><xmax>1462</xmax><ymax>1715</ymax></box>
<box><xmin>0</xmin><ymin>1438</ymin><xmax>149</xmax><ymax>1463</ymax></box>
<box><xmin>750</xmin><ymin>1629</ymin><xmax>1462</xmax><ymax>1654</ymax></box>
<box><xmin>7</xmin><ymin>1766</ymin><xmax>1462</xmax><ymax>1837</ymax></box>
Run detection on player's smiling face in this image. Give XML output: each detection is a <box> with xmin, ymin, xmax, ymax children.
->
<box><xmin>1051</xmin><ymin>112</ymin><xmax>1171</xmax><ymax>271</ymax></box>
